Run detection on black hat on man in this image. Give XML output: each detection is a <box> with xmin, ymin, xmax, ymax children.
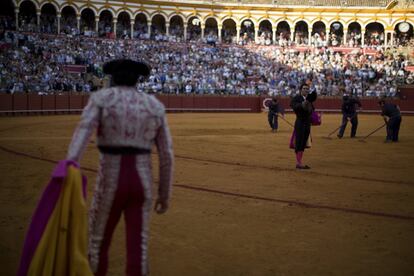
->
<box><xmin>103</xmin><ymin>59</ymin><xmax>151</xmax><ymax>86</ymax></box>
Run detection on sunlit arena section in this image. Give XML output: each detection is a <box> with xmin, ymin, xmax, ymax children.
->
<box><xmin>1</xmin><ymin>0</ymin><xmax>414</xmax><ymax>97</ymax></box>
<box><xmin>1</xmin><ymin>0</ymin><xmax>414</xmax><ymax>276</ymax></box>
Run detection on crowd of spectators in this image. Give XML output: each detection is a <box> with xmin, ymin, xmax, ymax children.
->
<box><xmin>0</xmin><ymin>14</ymin><xmax>413</xmax><ymax>97</ymax></box>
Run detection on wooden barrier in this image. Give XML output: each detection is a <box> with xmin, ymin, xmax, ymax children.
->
<box><xmin>28</xmin><ymin>95</ymin><xmax>42</xmax><ymax>111</ymax></box>
<box><xmin>163</xmin><ymin>95</ymin><xmax>254</xmax><ymax>112</ymax></box>
<box><xmin>82</xmin><ymin>95</ymin><xmax>90</xmax><ymax>108</ymax></box>
<box><xmin>398</xmin><ymin>86</ymin><xmax>414</xmax><ymax>100</ymax></box>
<box><xmin>13</xmin><ymin>94</ymin><xmax>27</xmax><ymax>111</ymax></box>
<box><xmin>260</xmin><ymin>96</ymin><xmax>414</xmax><ymax>114</ymax></box>
<box><xmin>182</xmin><ymin>96</ymin><xmax>194</xmax><ymax>109</ymax></box>
<box><xmin>157</xmin><ymin>95</ymin><xmax>168</xmax><ymax>107</ymax></box>
<box><xmin>194</xmin><ymin>96</ymin><xmax>208</xmax><ymax>109</ymax></box>
<box><xmin>55</xmin><ymin>94</ymin><xmax>69</xmax><ymax>111</ymax></box>
<box><xmin>0</xmin><ymin>94</ymin><xmax>414</xmax><ymax>115</ymax></box>
<box><xmin>0</xmin><ymin>94</ymin><xmax>12</xmax><ymax>112</ymax></box>
<box><xmin>42</xmin><ymin>95</ymin><xmax>55</xmax><ymax>112</ymax></box>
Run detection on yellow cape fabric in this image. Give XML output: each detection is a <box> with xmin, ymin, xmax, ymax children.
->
<box><xmin>28</xmin><ymin>165</ymin><xmax>93</xmax><ymax>276</ymax></box>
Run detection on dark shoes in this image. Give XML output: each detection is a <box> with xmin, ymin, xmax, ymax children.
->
<box><xmin>296</xmin><ymin>164</ymin><xmax>311</xmax><ymax>170</ymax></box>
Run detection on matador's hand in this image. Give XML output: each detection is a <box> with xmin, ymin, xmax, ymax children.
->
<box><xmin>154</xmin><ymin>198</ymin><xmax>169</xmax><ymax>214</ymax></box>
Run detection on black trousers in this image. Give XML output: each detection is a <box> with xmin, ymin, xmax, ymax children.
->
<box><xmin>294</xmin><ymin>119</ymin><xmax>311</xmax><ymax>153</ymax></box>
<box><xmin>387</xmin><ymin>116</ymin><xmax>402</xmax><ymax>141</ymax></box>
<box><xmin>338</xmin><ymin>114</ymin><xmax>358</xmax><ymax>138</ymax></box>
<box><xmin>268</xmin><ymin>111</ymin><xmax>279</xmax><ymax>130</ymax></box>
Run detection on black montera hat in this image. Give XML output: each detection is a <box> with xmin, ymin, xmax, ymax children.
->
<box><xmin>103</xmin><ymin>59</ymin><xmax>150</xmax><ymax>77</ymax></box>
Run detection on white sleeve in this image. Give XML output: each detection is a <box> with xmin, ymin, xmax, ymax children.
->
<box><xmin>66</xmin><ymin>94</ymin><xmax>100</xmax><ymax>162</ymax></box>
<box><xmin>155</xmin><ymin>116</ymin><xmax>174</xmax><ymax>201</ymax></box>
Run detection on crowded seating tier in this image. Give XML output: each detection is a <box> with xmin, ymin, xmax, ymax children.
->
<box><xmin>0</xmin><ymin>14</ymin><xmax>413</xmax><ymax>98</ymax></box>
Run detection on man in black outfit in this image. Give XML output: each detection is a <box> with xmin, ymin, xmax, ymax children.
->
<box><xmin>267</xmin><ymin>97</ymin><xmax>284</xmax><ymax>133</ymax></box>
<box><xmin>290</xmin><ymin>84</ymin><xmax>315</xmax><ymax>169</ymax></box>
<box><xmin>379</xmin><ymin>99</ymin><xmax>402</xmax><ymax>142</ymax></box>
<box><xmin>337</xmin><ymin>95</ymin><xmax>362</xmax><ymax>138</ymax></box>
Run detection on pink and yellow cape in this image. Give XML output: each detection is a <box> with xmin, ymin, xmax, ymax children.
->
<box><xmin>17</xmin><ymin>160</ymin><xmax>92</xmax><ymax>276</ymax></box>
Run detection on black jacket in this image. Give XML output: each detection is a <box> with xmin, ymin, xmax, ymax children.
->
<box><xmin>342</xmin><ymin>97</ymin><xmax>361</xmax><ymax>116</ymax></box>
<box><xmin>269</xmin><ymin>100</ymin><xmax>283</xmax><ymax>113</ymax></box>
<box><xmin>290</xmin><ymin>95</ymin><xmax>313</xmax><ymax>122</ymax></box>
<box><xmin>381</xmin><ymin>103</ymin><xmax>401</xmax><ymax>118</ymax></box>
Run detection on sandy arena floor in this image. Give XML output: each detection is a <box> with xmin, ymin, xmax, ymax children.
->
<box><xmin>0</xmin><ymin>113</ymin><xmax>413</xmax><ymax>276</ymax></box>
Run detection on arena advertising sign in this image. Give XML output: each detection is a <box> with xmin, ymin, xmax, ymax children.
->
<box><xmin>63</xmin><ymin>65</ymin><xmax>86</xmax><ymax>74</ymax></box>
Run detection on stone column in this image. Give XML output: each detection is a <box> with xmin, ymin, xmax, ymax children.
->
<box><xmin>236</xmin><ymin>24</ymin><xmax>241</xmax><ymax>44</ymax></box>
<box><xmin>183</xmin><ymin>23</ymin><xmax>188</xmax><ymax>41</ymax></box>
<box><xmin>130</xmin><ymin>20</ymin><xmax>135</xmax><ymax>38</ymax></box>
<box><xmin>308</xmin><ymin>29</ymin><xmax>312</xmax><ymax>46</ymax></box>
<box><xmin>201</xmin><ymin>23</ymin><xmax>205</xmax><ymax>39</ymax></box>
<box><xmin>95</xmin><ymin>16</ymin><xmax>99</xmax><ymax>34</ymax></box>
<box><xmin>390</xmin><ymin>31</ymin><xmax>394</xmax><ymax>46</ymax></box>
<box><xmin>343</xmin><ymin>28</ymin><xmax>347</xmax><ymax>45</ymax></box>
<box><xmin>15</xmin><ymin>8</ymin><xmax>19</xmax><ymax>30</ymax></box>
<box><xmin>77</xmin><ymin>15</ymin><xmax>81</xmax><ymax>33</ymax></box>
<box><xmin>57</xmin><ymin>14</ymin><xmax>61</xmax><ymax>34</ymax></box>
<box><xmin>384</xmin><ymin>31</ymin><xmax>388</xmax><ymax>46</ymax></box>
<box><xmin>113</xmin><ymin>18</ymin><xmax>117</xmax><ymax>37</ymax></box>
<box><xmin>254</xmin><ymin>27</ymin><xmax>258</xmax><ymax>43</ymax></box>
<box><xmin>361</xmin><ymin>31</ymin><xmax>365</xmax><ymax>46</ymax></box>
<box><xmin>272</xmin><ymin>26</ymin><xmax>277</xmax><ymax>45</ymax></box>
<box><xmin>166</xmin><ymin>23</ymin><xmax>170</xmax><ymax>36</ymax></box>
<box><xmin>218</xmin><ymin>24</ymin><xmax>222</xmax><ymax>42</ymax></box>
<box><xmin>325</xmin><ymin>28</ymin><xmax>330</xmax><ymax>45</ymax></box>
<box><xmin>148</xmin><ymin>22</ymin><xmax>152</xmax><ymax>38</ymax></box>
<box><xmin>36</xmin><ymin>10</ymin><xmax>41</xmax><ymax>32</ymax></box>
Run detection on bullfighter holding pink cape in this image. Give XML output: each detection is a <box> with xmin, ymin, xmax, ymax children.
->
<box><xmin>18</xmin><ymin>59</ymin><xmax>174</xmax><ymax>276</ymax></box>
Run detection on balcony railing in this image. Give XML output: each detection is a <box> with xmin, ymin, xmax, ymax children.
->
<box><xmin>155</xmin><ymin>0</ymin><xmax>395</xmax><ymax>7</ymax></box>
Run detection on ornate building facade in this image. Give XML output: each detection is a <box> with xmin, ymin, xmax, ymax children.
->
<box><xmin>7</xmin><ymin>0</ymin><xmax>414</xmax><ymax>46</ymax></box>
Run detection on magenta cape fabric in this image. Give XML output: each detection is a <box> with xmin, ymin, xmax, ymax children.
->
<box><xmin>311</xmin><ymin>111</ymin><xmax>322</xmax><ymax>126</ymax></box>
<box><xmin>17</xmin><ymin>160</ymin><xmax>87</xmax><ymax>276</ymax></box>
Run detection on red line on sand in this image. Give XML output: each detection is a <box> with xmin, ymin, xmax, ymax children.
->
<box><xmin>175</xmin><ymin>155</ymin><xmax>414</xmax><ymax>186</ymax></box>
<box><xmin>1</xmin><ymin>145</ymin><xmax>413</xmax><ymax>222</ymax></box>
<box><xmin>175</xmin><ymin>184</ymin><xmax>414</xmax><ymax>221</ymax></box>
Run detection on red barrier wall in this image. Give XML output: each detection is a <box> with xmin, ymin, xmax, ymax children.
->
<box><xmin>398</xmin><ymin>86</ymin><xmax>414</xmax><ymax>100</ymax></box>
<box><xmin>194</xmin><ymin>96</ymin><xmax>207</xmax><ymax>109</ymax></box>
<box><xmin>13</xmin><ymin>94</ymin><xmax>27</xmax><ymax>110</ymax></box>
<box><xmin>28</xmin><ymin>95</ymin><xmax>41</xmax><ymax>110</ymax></box>
<box><xmin>206</xmin><ymin>97</ymin><xmax>220</xmax><ymax>109</ymax></box>
<box><xmin>157</xmin><ymin>95</ymin><xmax>261</xmax><ymax>112</ymax></box>
<box><xmin>0</xmin><ymin>94</ymin><xmax>12</xmax><ymax>111</ymax></box>
<box><xmin>261</xmin><ymin>96</ymin><xmax>414</xmax><ymax>114</ymax></box>
<box><xmin>1</xmin><ymin>94</ymin><xmax>414</xmax><ymax>115</ymax></box>
<box><xmin>55</xmin><ymin>94</ymin><xmax>69</xmax><ymax>110</ymax></box>
<box><xmin>168</xmin><ymin>96</ymin><xmax>181</xmax><ymax>109</ymax></box>
<box><xmin>157</xmin><ymin>95</ymin><xmax>168</xmax><ymax>107</ymax></box>
<box><xmin>82</xmin><ymin>95</ymin><xmax>90</xmax><ymax>108</ymax></box>
<box><xmin>69</xmin><ymin>95</ymin><xmax>83</xmax><ymax>110</ymax></box>
<box><xmin>182</xmin><ymin>96</ymin><xmax>194</xmax><ymax>109</ymax></box>
<box><xmin>42</xmin><ymin>95</ymin><xmax>55</xmax><ymax>110</ymax></box>
<box><xmin>220</xmin><ymin>96</ymin><xmax>234</xmax><ymax>109</ymax></box>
